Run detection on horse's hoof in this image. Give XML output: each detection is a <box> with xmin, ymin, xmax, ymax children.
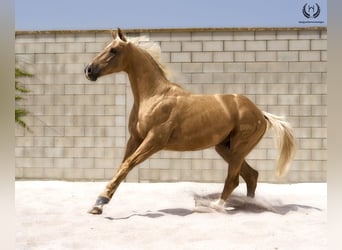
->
<box><xmin>88</xmin><ymin>206</ymin><xmax>103</xmax><ymax>215</ymax></box>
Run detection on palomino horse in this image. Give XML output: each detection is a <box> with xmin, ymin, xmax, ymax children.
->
<box><xmin>84</xmin><ymin>29</ymin><xmax>295</xmax><ymax>214</ymax></box>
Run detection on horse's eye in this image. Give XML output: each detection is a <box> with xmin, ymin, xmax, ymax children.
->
<box><xmin>110</xmin><ymin>48</ymin><xmax>117</xmax><ymax>54</ymax></box>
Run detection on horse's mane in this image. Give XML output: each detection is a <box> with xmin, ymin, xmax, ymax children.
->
<box><xmin>127</xmin><ymin>36</ymin><xmax>173</xmax><ymax>80</ymax></box>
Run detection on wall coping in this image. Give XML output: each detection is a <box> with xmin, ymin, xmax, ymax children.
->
<box><xmin>15</xmin><ymin>26</ymin><xmax>327</xmax><ymax>35</ymax></box>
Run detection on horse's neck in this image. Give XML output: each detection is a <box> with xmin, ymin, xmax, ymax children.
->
<box><xmin>125</xmin><ymin>46</ymin><xmax>169</xmax><ymax>104</ymax></box>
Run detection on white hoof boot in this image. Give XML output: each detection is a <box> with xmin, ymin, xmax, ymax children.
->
<box><xmin>209</xmin><ymin>199</ymin><xmax>226</xmax><ymax>213</ymax></box>
<box><xmin>194</xmin><ymin>198</ymin><xmax>226</xmax><ymax>213</ymax></box>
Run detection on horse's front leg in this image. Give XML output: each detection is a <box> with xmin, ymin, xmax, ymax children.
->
<box><xmin>88</xmin><ymin>161</ymin><xmax>135</xmax><ymax>214</ymax></box>
<box><xmin>88</xmin><ymin>132</ymin><xmax>163</xmax><ymax>215</ymax></box>
<box><xmin>88</xmin><ymin>136</ymin><xmax>141</xmax><ymax>214</ymax></box>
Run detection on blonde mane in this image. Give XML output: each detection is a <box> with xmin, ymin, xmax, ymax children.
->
<box><xmin>126</xmin><ymin>36</ymin><xmax>173</xmax><ymax>80</ymax></box>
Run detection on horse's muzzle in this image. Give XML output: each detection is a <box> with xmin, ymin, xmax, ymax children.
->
<box><xmin>84</xmin><ymin>64</ymin><xmax>99</xmax><ymax>81</ymax></box>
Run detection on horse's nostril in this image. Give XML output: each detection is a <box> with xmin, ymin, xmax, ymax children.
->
<box><xmin>84</xmin><ymin>64</ymin><xmax>93</xmax><ymax>75</ymax></box>
<box><xmin>84</xmin><ymin>64</ymin><xmax>98</xmax><ymax>81</ymax></box>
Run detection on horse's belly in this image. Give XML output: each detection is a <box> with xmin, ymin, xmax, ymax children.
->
<box><xmin>165</xmin><ymin>112</ymin><xmax>234</xmax><ymax>151</ymax></box>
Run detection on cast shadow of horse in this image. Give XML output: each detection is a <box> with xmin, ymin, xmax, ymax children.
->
<box><xmin>104</xmin><ymin>193</ymin><xmax>321</xmax><ymax>220</ymax></box>
<box><xmin>104</xmin><ymin>208</ymin><xmax>193</xmax><ymax>221</ymax></box>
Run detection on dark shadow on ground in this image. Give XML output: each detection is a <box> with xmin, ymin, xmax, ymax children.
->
<box><xmin>104</xmin><ymin>211</ymin><xmax>164</xmax><ymax>220</ymax></box>
<box><xmin>158</xmin><ymin>208</ymin><xmax>194</xmax><ymax>216</ymax></box>
<box><xmin>104</xmin><ymin>208</ymin><xmax>193</xmax><ymax>220</ymax></box>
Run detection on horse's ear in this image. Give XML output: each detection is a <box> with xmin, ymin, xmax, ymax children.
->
<box><xmin>117</xmin><ymin>28</ymin><xmax>127</xmax><ymax>42</ymax></box>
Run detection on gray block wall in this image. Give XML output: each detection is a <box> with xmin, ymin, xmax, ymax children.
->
<box><xmin>15</xmin><ymin>27</ymin><xmax>327</xmax><ymax>183</ymax></box>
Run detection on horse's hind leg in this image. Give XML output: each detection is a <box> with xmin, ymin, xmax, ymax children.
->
<box><xmin>214</xmin><ymin>121</ymin><xmax>266</xmax><ymax>210</ymax></box>
<box><xmin>240</xmin><ymin>161</ymin><xmax>258</xmax><ymax>198</ymax></box>
<box><xmin>215</xmin><ymin>143</ymin><xmax>258</xmax><ymax>198</ymax></box>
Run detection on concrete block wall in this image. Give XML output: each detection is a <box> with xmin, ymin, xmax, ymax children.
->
<box><xmin>15</xmin><ymin>27</ymin><xmax>327</xmax><ymax>183</ymax></box>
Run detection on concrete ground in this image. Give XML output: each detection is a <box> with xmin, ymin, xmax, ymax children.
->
<box><xmin>16</xmin><ymin>181</ymin><xmax>326</xmax><ymax>250</ymax></box>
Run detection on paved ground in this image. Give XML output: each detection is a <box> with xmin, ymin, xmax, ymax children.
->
<box><xmin>16</xmin><ymin>181</ymin><xmax>326</xmax><ymax>250</ymax></box>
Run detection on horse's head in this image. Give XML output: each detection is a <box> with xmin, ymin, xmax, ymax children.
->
<box><xmin>85</xmin><ymin>28</ymin><xmax>129</xmax><ymax>81</ymax></box>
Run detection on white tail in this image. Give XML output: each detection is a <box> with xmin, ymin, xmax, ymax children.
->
<box><xmin>263</xmin><ymin>111</ymin><xmax>296</xmax><ymax>177</ymax></box>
